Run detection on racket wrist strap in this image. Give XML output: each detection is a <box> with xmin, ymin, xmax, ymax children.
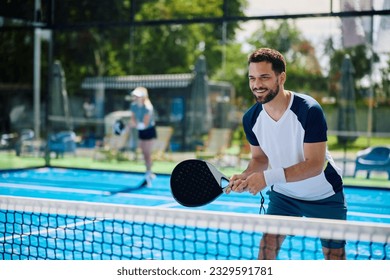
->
<box><xmin>264</xmin><ymin>167</ymin><xmax>286</xmax><ymax>186</ymax></box>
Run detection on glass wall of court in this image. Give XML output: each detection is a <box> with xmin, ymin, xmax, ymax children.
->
<box><xmin>0</xmin><ymin>0</ymin><xmax>389</xmax><ymax>174</ymax></box>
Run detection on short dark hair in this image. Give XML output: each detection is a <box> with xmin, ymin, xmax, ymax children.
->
<box><xmin>248</xmin><ymin>48</ymin><xmax>286</xmax><ymax>74</ymax></box>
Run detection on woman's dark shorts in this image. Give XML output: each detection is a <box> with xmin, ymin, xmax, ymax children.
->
<box><xmin>138</xmin><ymin>126</ymin><xmax>157</xmax><ymax>140</ymax></box>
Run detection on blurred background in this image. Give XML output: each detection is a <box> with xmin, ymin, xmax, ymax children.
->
<box><xmin>0</xmin><ymin>0</ymin><xmax>389</xmax><ymax>178</ymax></box>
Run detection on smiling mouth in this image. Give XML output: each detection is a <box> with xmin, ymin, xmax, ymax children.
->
<box><xmin>253</xmin><ymin>88</ymin><xmax>268</xmax><ymax>94</ymax></box>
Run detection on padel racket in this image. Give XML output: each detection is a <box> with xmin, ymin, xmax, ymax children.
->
<box><xmin>170</xmin><ymin>159</ymin><xmax>230</xmax><ymax>207</ymax></box>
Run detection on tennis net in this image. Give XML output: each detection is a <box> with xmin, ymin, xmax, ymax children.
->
<box><xmin>1</xmin><ymin>195</ymin><xmax>389</xmax><ymax>260</ymax></box>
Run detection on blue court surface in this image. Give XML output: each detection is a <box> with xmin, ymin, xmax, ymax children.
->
<box><xmin>0</xmin><ymin>167</ymin><xmax>389</xmax><ymax>260</ymax></box>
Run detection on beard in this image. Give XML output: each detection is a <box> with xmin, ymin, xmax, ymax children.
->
<box><xmin>252</xmin><ymin>80</ymin><xmax>280</xmax><ymax>104</ymax></box>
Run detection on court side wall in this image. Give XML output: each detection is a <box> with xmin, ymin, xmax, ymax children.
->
<box><xmin>323</xmin><ymin>105</ymin><xmax>390</xmax><ymax>134</ymax></box>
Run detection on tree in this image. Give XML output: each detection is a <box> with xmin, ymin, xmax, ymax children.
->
<box><xmin>377</xmin><ymin>58</ymin><xmax>390</xmax><ymax>104</ymax></box>
<box><xmin>212</xmin><ymin>42</ymin><xmax>249</xmax><ymax>109</ymax></box>
<box><xmin>0</xmin><ymin>30</ymin><xmax>34</xmax><ymax>84</ymax></box>
<box><xmin>327</xmin><ymin>44</ymin><xmax>380</xmax><ymax>102</ymax></box>
<box><xmin>51</xmin><ymin>0</ymin><xmax>245</xmax><ymax>94</ymax></box>
<box><xmin>53</xmin><ymin>0</ymin><xmax>135</xmax><ymax>93</ymax></box>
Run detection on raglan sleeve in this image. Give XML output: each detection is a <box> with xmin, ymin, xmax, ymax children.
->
<box><xmin>304</xmin><ymin>104</ymin><xmax>328</xmax><ymax>143</ymax></box>
<box><xmin>243</xmin><ymin>109</ymin><xmax>260</xmax><ymax>146</ymax></box>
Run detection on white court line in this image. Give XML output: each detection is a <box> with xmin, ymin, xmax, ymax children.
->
<box><xmin>0</xmin><ymin>182</ymin><xmax>105</xmax><ymax>195</ymax></box>
<box><xmin>154</xmin><ymin>200</ymin><xmax>390</xmax><ymax>220</ymax></box>
<box><xmin>113</xmin><ymin>192</ymin><xmax>174</xmax><ymax>201</ymax></box>
<box><xmin>155</xmin><ymin>202</ymin><xmax>180</xmax><ymax>208</ymax></box>
<box><xmin>2</xmin><ymin>219</ymin><xmax>98</xmax><ymax>242</ymax></box>
<box><xmin>348</xmin><ymin>211</ymin><xmax>390</xmax><ymax>220</ymax></box>
<box><xmin>0</xmin><ymin>182</ymin><xmax>173</xmax><ymax>201</ymax></box>
<box><xmin>2</xmin><ymin>182</ymin><xmax>390</xmax><ymax>220</ymax></box>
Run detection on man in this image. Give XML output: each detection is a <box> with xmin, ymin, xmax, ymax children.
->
<box><xmin>227</xmin><ymin>48</ymin><xmax>347</xmax><ymax>260</ymax></box>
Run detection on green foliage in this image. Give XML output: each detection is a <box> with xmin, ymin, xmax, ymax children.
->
<box><xmin>0</xmin><ymin>30</ymin><xmax>34</xmax><ymax>84</ymax></box>
<box><xmin>327</xmin><ymin>44</ymin><xmax>381</xmax><ymax>103</ymax></box>
<box><xmin>212</xmin><ymin>42</ymin><xmax>249</xmax><ymax>107</ymax></box>
<box><xmin>131</xmin><ymin>0</ymin><xmax>244</xmax><ymax>76</ymax></box>
<box><xmin>248</xmin><ymin>20</ymin><xmax>302</xmax><ymax>55</ymax></box>
<box><xmin>376</xmin><ymin>57</ymin><xmax>390</xmax><ymax>103</ymax></box>
<box><xmin>327</xmin><ymin>135</ymin><xmax>390</xmax><ymax>153</ymax></box>
<box><xmin>285</xmin><ymin>66</ymin><xmax>327</xmax><ymax>96</ymax></box>
<box><xmin>1</xmin><ymin>0</ymin><xmax>389</xmax><ymax>108</ymax></box>
<box><xmin>51</xmin><ymin>0</ymin><xmax>245</xmax><ymax>93</ymax></box>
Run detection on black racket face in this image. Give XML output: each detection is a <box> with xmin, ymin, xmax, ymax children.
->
<box><xmin>170</xmin><ymin>159</ymin><xmax>223</xmax><ymax>207</ymax></box>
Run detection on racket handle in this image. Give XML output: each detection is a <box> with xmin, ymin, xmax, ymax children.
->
<box><xmin>223</xmin><ymin>185</ymin><xmax>232</xmax><ymax>193</ymax></box>
<box><xmin>221</xmin><ymin>177</ymin><xmax>231</xmax><ymax>193</ymax></box>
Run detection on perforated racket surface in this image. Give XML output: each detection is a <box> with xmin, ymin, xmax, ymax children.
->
<box><xmin>170</xmin><ymin>159</ymin><xmax>229</xmax><ymax>207</ymax></box>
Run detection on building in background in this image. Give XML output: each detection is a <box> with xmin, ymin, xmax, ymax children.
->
<box><xmin>81</xmin><ymin>57</ymin><xmax>235</xmax><ymax>151</ymax></box>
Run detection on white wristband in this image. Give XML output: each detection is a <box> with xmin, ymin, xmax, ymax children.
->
<box><xmin>137</xmin><ymin>123</ymin><xmax>146</xmax><ymax>130</ymax></box>
<box><xmin>263</xmin><ymin>167</ymin><xmax>286</xmax><ymax>186</ymax></box>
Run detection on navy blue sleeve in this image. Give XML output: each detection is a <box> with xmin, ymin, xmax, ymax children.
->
<box><xmin>242</xmin><ymin>104</ymin><xmax>261</xmax><ymax>146</ymax></box>
<box><xmin>304</xmin><ymin>104</ymin><xmax>328</xmax><ymax>143</ymax></box>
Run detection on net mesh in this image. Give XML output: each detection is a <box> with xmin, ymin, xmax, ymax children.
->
<box><xmin>1</xmin><ymin>195</ymin><xmax>389</xmax><ymax>260</ymax></box>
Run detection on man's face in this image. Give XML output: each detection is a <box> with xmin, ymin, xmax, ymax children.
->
<box><xmin>248</xmin><ymin>61</ymin><xmax>281</xmax><ymax>104</ymax></box>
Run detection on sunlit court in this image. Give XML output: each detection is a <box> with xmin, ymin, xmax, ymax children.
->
<box><xmin>0</xmin><ymin>167</ymin><xmax>389</xmax><ymax>260</ymax></box>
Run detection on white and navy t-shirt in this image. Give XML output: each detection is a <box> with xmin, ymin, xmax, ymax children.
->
<box><xmin>243</xmin><ymin>92</ymin><xmax>343</xmax><ymax>201</ymax></box>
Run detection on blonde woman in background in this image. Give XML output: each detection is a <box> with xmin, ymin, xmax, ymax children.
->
<box><xmin>129</xmin><ymin>87</ymin><xmax>157</xmax><ymax>187</ymax></box>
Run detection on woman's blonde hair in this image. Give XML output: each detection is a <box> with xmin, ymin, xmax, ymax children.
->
<box><xmin>133</xmin><ymin>86</ymin><xmax>153</xmax><ymax>110</ymax></box>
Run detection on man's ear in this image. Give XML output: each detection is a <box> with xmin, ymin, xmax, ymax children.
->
<box><xmin>279</xmin><ymin>72</ymin><xmax>287</xmax><ymax>85</ymax></box>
